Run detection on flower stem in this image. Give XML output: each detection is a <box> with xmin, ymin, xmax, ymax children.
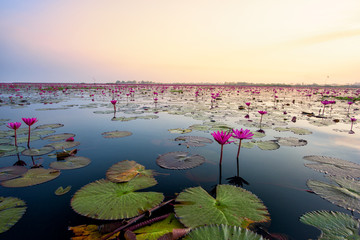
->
<box><xmin>14</xmin><ymin>129</ymin><xmax>17</xmax><ymax>147</ymax></box>
<box><xmin>236</xmin><ymin>140</ymin><xmax>242</xmax><ymax>159</ymax></box>
<box><xmin>27</xmin><ymin>126</ymin><xmax>31</xmax><ymax>148</ymax></box>
<box><xmin>219</xmin><ymin>144</ymin><xmax>224</xmax><ymax>165</ymax></box>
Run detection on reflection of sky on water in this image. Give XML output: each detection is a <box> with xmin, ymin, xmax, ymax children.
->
<box><xmin>1</xmin><ymin>93</ymin><xmax>360</xmax><ymax>240</ymax></box>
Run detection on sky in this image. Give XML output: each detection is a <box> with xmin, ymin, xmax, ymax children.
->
<box><xmin>1</xmin><ymin>0</ymin><xmax>360</xmax><ymax>85</ymax></box>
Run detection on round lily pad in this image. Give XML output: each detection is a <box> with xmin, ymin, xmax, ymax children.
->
<box><xmin>0</xmin><ymin>138</ymin><xmax>11</xmax><ymax>144</ymax></box>
<box><xmin>168</xmin><ymin>128</ymin><xmax>192</xmax><ymax>134</ymax></box>
<box><xmin>0</xmin><ymin>197</ymin><xmax>27</xmax><ymax>233</ymax></box>
<box><xmin>15</xmin><ymin>135</ymin><xmax>41</xmax><ymax>144</ymax></box>
<box><xmin>71</xmin><ymin>177</ymin><xmax>164</xmax><ymax>220</ymax></box>
<box><xmin>42</xmin><ymin>133</ymin><xmax>75</xmax><ymax>141</ymax></box>
<box><xmin>46</xmin><ymin>141</ymin><xmax>80</xmax><ymax>150</ymax></box>
<box><xmin>55</xmin><ymin>186</ymin><xmax>72</xmax><ymax>195</ymax></box>
<box><xmin>106</xmin><ymin>160</ymin><xmax>153</xmax><ymax>183</ymax></box>
<box><xmin>307</xmin><ymin>177</ymin><xmax>360</xmax><ymax>213</ymax></box>
<box><xmin>300</xmin><ymin>211</ymin><xmax>360</xmax><ymax>239</ymax></box>
<box><xmin>183</xmin><ymin>225</ymin><xmax>264</xmax><ymax>240</ymax></box>
<box><xmin>255</xmin><ymin>140</ymin><xmax>280</xmax><ymax>150</ymax></box>
<box><xmin>50</xmin><ymin>156</ymin><xmax>91</xmax><ymax>170</ymax></box>
<box><xmin>0</xmin><ymin>166</ymin><xmax>28</xmax><ymax>181</ymax></box>
<box><xmin>35</xmin><ymin>123</ymin><xmax>64</xmax><ymax>129</ymax></box>
<box><xmin>188</xmin><ymin>124</ymin><xmax>211</xmax><ymax>131</ymax></box>
<box><xmin>101</xmin><ymin>131</ymin><xmax>133</xmax><ymax>138</ymax></box>
<box><xmin>156</xmin><ymin>151</ymin><xmax>206</xmax><ymax>170</ymax></box>
<box><xmin>22</xmin><ymin>146</ymin><xmax>55</xmax><ymax>156</ymax></box>
<box><xmin>175</xmin><ymin>185</ymin><xmax>269</xmax><ymax>228</ymax></box>
<box><xmin>175</xmin><ymin>136</ymin><xmax>213</xmax><ymax>147</ymax></box>
<box><xmin>303</xmin><ymin>155</ymin><xmax>360</xmax><ymax>179</ymax></box>
<box><xmin>274</xmin><ymin>137</ymin><xmax>307</xmax><ymax>147</ymax></box>
<box><xmin>288</xmin><ymin>127</ymin><xmax>312</xmax><ymax>135</ymax></box>
<box><xmin>0</xmin><ymin>146</ymin><xmax>26</xmax><ymax>158</ymax></box>
<box><xmin>1</xmin><ymin>168</ymin><xmax>61</xmax><ymax>188</ymax></box>
<box><xmin>32</xmin><ymin>130</ymin><xmax>56</xmax><ymax>136</ymax></box>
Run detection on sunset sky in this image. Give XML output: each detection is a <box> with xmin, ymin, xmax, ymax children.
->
<box><xmin>1</xmin><ymin>0</ymin><xmax>360</xmax><ymax>85</ymax></box>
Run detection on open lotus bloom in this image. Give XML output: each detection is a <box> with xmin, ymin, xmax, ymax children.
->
<box><xmin>7</xmin><ymin>122</ymin><xmax>21</xmax><ymax>130</ymax></box>
<box><xmin>22</xmin><ymin>118</ymin><xmax>38</xmax><ymax>126</ymax></box>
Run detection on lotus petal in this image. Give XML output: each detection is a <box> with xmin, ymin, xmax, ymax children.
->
<box><xmin>175</xmin><ymin>185</ymin><xmax>269</xmax><ymax>228</ymax></box>
<box><xmin>156</xmin><ymin>151</ymin><xmax>205</xmax><ymax>170</ymax></box>
<box><xmin>0</xmin><ymin>197</ymin><xmax>27</xmax><ymax>233</ymax></box>
<box><xmin>1</xmin><ymin>168</ymin><xmax>60</xmax><ymax>188</ymax></box>
<box><xmin>71</xmin><ymin>177</ymin><xmax>164</xmax><ymax>220</ymax></box>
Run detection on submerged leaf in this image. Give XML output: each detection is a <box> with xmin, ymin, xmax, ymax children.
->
<box><xmin>183</xmin><ymin>224</ymin><xmax>264</xmax><ymax>240</ymax></box>
<box><xmin>71</xmin><ymin>177</ymin><xmax>164</xmax><ymax>220</ymax></box>
<box><xmin>300</xmin><ymin>211</ymin><xmax>360</xmax><ymax>239</ymax></box>
<box><xmin>156</xmin><ymin>151</ymin><xmax>206</xmax><ymax>170</ymax></box>
<box><xmin>0</xmin><ymin>197</ymin><xmax>27</xmax><ymax>233</ymax></box>
<box><xmin>175</xmin><ymin>185</ymin><xmax>269</xmax><ymax>228</ymax></box>
<box><xmin>106</xmin><ymin>160</ymin><xmax>153</xmax><ymax>183</ymax></box>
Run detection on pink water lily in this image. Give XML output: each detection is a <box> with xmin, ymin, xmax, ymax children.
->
<box><xmin>211</xmin><ymin>131</ymin><xmax>233</xmax><ymax>165</ymax></box>
<box><xmin>232</xmin><ymin>128</ymin><xmax>253</xmax><ymax>159</ymax></box>
<box><xmin>349</xmin><ymin>117</ymin><xmax>357</xmax><ymax>134</ymax></box>
<box><xmin>22</xmin><ymin>118</ymin><xmax>38</xmax><ymax>148</ymax></box>
<box><xmin>258</xmin><ymin>111</ymin><xmax>267</xmax><ymax>128</ymax></box>
<box><xmin>7</xmin><ymin>122</ymin><xmax>21</xmax><ymax>147</ymax></box>
<box><xmin>111</xmin><ymin>100</ymin><xmax>117</xmax><ymax>113</ymax></box>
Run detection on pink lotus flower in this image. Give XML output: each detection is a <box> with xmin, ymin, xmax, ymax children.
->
<box><xmin>110</xmin><ymin>100</ymin><xmax>117</xmax><ymax>105</ymax></box>
<box><xmin>7</xmin><ymin>122</ymin><xmax>21</xmax><ymax>147</ymax></box>
<box><xmin>66</xmin><ymin>137</ymin><xmax>74</xmax><ymax>142</ymax></box>
<box><xmin>232</xmin><ymin>128</ymin><xmax>253</xmax><ymax>159</ymax></box>
<box><xmin>258</xmin><ymin>111</ymin><xmax>267</xmax><ymax>129</ymax></box>
<box><xmin>245</xmin><ymin>102</ymin><xmax>251</xmax><ymax>107</ymax></box>
<box><xmin>22</xmin><ymin>118</ymin><xmax>38</xmax><ymax>148</ymax></box>
<box><xmin>350</xmin><ymin>117</ymin><xmax>357</xmax><ymax>134</ymax></box>
<box><xmin>211</xmin><ymin>131</ymin><xmax>233</xmax><ymax>165</ymax></box>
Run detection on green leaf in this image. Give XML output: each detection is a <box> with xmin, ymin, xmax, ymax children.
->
<box><xmin>42</xmin><ymin>133</ymin><xmax>75</xmax><ymax>141</ymax></box>
<box><xmin>168</xmin><ymin>128</ymin><xmax>192</xmax><ymax>134</ymax></box>
<box><xmin>0</xmin><ymin>197</ymin><xmax>27</xmax><ymax>233</ymax></box>
<box><xmin>50</xmin><ymin>156</ymin><xmax>91</xmax><ymax>170</ymax></box>
<box><xmin>101</xmin><ymin>130</ymin><xmax>133</xmax><ymax>138</ymax></box>
<box><xmin>132</xmin><ymin>214</ymin><xmax>185</xmax><ymax>240</ymax></box>
<box><xmin>21</xmin><ymin>146</ymin><xmax>55</xmax><ymax>156</ymax></box>
<box><xmin>175</xmin><ymin>185</ymin><xmax>269</xmax><ymax>228</ymax></box>
<box><xmin>106</xmin><ymin>160</ymin><xmax>153</xmax><ymax>183</ymax></box>
<box><xmin>307</xmin><ymin>177</ymin><xmax>360</xmax><ymax>213</ymax></box>
<box><xmin>46</xmin><ymin>141</ymin><xmax>80</xmax><ymax>150</ymax></box>
<box><xmin>156</xmin><ymin>151</ymin><xmax>205</xmax><ymax>170</ymax></box>
<box><xmin>300</xmin><ymin>211</ymin><xmax>360</xmax><ymax>239</ymax></box>
<box><xmin>183</xmin><ymin>224</ymin><xmax>264</xmax><ymax>240</ymax></box>
<box><xmin>71</xmin><ymin>177</ymin><xmax>164</xmax><ymax>220</ymax></box>
<box><xmin>255</xmin><ymin>140</ymin><xmax>280</xmax><ymax>150</ymax></box>
<box><xmin>55</xmin><ymin>186</ymin><xmax>72</xmax><ymax>195</ymax></box>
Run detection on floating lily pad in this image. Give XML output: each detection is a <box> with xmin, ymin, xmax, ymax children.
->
<box><xmin>188</xmin><ymin>124</ymin><xmax>211</xmax><ymax>131</ymax></box>
<box><xmin>0</xmin><ymin>138</ymin><xmax>11</xmax><ymax>144</ymax></box>
<box><xmin>32</xmin><ymin>130</ymin><xmax>56</xmax><ymax>136</ymax></box>
<box><xmin>156</xmin><ymin>151</ymin><xmax>206</xmax><ymax>170</ymax></box>
<box><xmin>55</xmin><ymin>186</ymin><xmax>72</xmax><ymax>195</ymax></box>
<box><xmin>274</xmin><ymin>137</ymin><xmax>307</xmax><ymax>147</ymax></box>
<box><xmin>22</xmin><ymin>146</ymin><xmax>55</xmax><ymax>156</ymax></box>
<box><xmin>174</xmin><ymin>185</ymin><xmax>269</xmax><ymax>228</ymax></box>
<box><xmin>255</xmin><ymin>140</ymin><xmax>280</xmax><ymax>150</ymax></box>
<box><xmin>101</xmin><ymin>131</ymin><xmax>133</xmax><ymax>138</ymax></box>
<box><xmin>46</xmin><ymin>141</ymin><xmax>80</xmax><ymax>150</ymax></box>
<box><xmin>274</xmin><ymin>127</ymin><xmax>312</xmax><ymax>135</ymax></box>
<box><xmin>68</xmin><ymin>224</ymin><xmax>120</xmax><ymax>239</ymax></box>
<box><xmin>106</xmin><ymin>160</ymin><xmax>153</xmax><ymax>183</ymax></box>
<box><xmin>175</xmin><ymin>136</ymin><xmax>213</xmax><ymax>147</ymax></box>
<box><xmin>71</xmin><ymin>177</ymin><xmax>164</xmax><ymax>220</ymax></box>
<box><xmin>111</xmin><ymin>117</ymin><xmax>137</xmax><ymax>122</ymax></box>
<box><xmin>300</xmin><ymin>211</ymin><xmax>360</xmax><ymax>239</ymax></box>
<box><xmin>1</xmin><ymin>168</ymin><xmax>60</xmax><ymax>188</ymax></box>
<box><xmin>235</xmin><ymin>141</ymin><xmax>256</xmax><ymax>149</ymax></box>
<box><xmin>93</xmin><ymin>110</ymin><xmax>114</xmax><ymax>114</ymax></box>
<box><xmin>252</xmin><ymin>131</ymin><xmax>266</xmax><ymax>138</ymax></box>
<box><xmin>42</xmin><ymin>133</ymin><xmax>75</xmax><ymax>141</ymax></box>
<box><xmin>0</xmin><ymin>166</ymin><xmax>28</xmax><ymax>181</ymax></box>
<box><xmin>307</xmin><ymin>177</ymin><xmax>360</xmax><ymax>213</ymax></box>
<box><xmin>136</xmin><ymin>115</ymin><xmax>159</xmax><ymax>120</ymax></box>
<box><xmin>16</xmin><ymin>135</ymin><xmax>41</xmax><ymax>144</ymax></box>
<box><xmin>303</xmin><ymin>155</ymin><xmax>360</xmax><ymax>179</ymax></box>
<box><xmin>35</xmin><ymin>123</ymin><xmax>64</xmax><ymax>130</ymax></box>
<box><xmin>168</xmin><ymin>128</ymin><xmax>192</xmax><ymax>134</ymax></box>
<box><xmin>0</xmin><ymin>197</ymin><xmax>27</xmax><ymax>233</ymax></box>
<box><xmin>0</xmin><ymin>146</ymin><xmax>26</xmax><ymax>158</ymax></box>
<box><xmin>0</xmin><ymin>145</ymin><xmax>17</xmax><ymax>153</ymax></box>
<box><xmin>50</xmin><ymin>156</ymin><xmax>90</xmax><ymax>170</ymax></box>
<box><xmin>183</xmin><ymin>224</ymin><xmax>264</xmax><ymax>240</ymax></box>
<box><xmin>128</xmin><ymin>213</ymin><xmax>186</xmax><ymax>240</ymax></box>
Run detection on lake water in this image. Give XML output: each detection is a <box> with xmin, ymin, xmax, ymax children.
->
<box><xmin>1</xmin><ymin>84</ymin><xmax>359</xmax><ymax>239</ymax></box>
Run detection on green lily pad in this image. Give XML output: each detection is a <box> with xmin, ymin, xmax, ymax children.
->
<box><xmin>0</xmin><ymin>145</ymin><xmax>17</xmax><ymax>152</ymax></box>
<box><xmin>111</xmin><ymin>117</ymin><xmax>137</xmax><ymax>122</ymax></box>
<box><xmin>15</xmin><ymin>135</ymin><xmax>41</xmax><ymax>144</ymax></box>
<box><xmin>129</xmin><ymin>213</ymin><xmax>186</xmax><ymax>240</ymax></box>
<box><xmin>32</xmin><ymin>130</ymin><xmax>56</xmax><ymax>136</ymax></box>
<box><xmin>50</xmin><ymin>156</ymin><xmax>91</xmax><ymax>170</ymax></box>
<box><xmin>274</xmin><ymin>127</ymin><xmax>312</xmax><ymax>135</ymax></box>
<box><xmin>274</xmin><ymin>137</ymin><xmax>307</xmax><ymax>147</ymax></box>
<box><xmin>303</xmin><ymin>155</ymin><xmax>360</xmax><ymax>179</ymax></box>
<box><xmin>252</xmin><ymin>131</ymin><xmax>266</xmax><ymax>138</ymax></box>
<box><xmin>22</xmin><ymin>146</ymin><xmax>55</xmax><ymax>156</ymax></box>
<box><xmin>307</xmin><ymin>177</ymin><xmax>360</xmax><ymax>213</ymax></box>
<box><xmin>106</xmin><ymin>160</ymin><xmax>153</xmax><ymax>183</ymax></box>
<box><xmin>42</xmin><ymin>133</ymin><xmax>75</xmax><ymax>141</ymax></box>
<box><xmin>255</xmin><ymin>140</ymin><xmax>280</xmax><ymax>150</ymax></box>
<box><xmin>71</xmin><ymin>177</ymin><xmax>164</xmax><ymax>220</ymax></box>
<box><xmin>0</xmin><ymin>166</ymin><xmax>28</xmax><ymax>181</ymax></box>
<box><xmin>188</xmin><ymin>124</ymin><xmax>211</xmax><ymax>131</ymax></box>
<box><xmin>1</xmin><ymin>168</ymin><xmax>61</xmax><ymax>188</ymax></box>
<box><xmin>101</xmin><ymin>131</ymin><xmax>133</xmax><ymax>138</ymax></box>
<box><xmin>35</xmin><ymin>123</ymin><xmax>64</xmax><ymax>129</ymax></box>
<box><xmin>55</xmin><ymin>186</ymin><xmax>72</xmax><ymax>195</ymax></box>
<box><xmin>168</xmin><ymin>128</ymin><xmax>193</xmax><ymax>134</ymax></box>
<box><xmin>175</xmin><ymin>136</ymin><xmax>213</xmax><ymax>147</ymax></box>
<box><xmin>0</xmin><ymin>138</ymin><xmax>11</xmax><ymax>144</ymax></box>
<box><xmin>0</xmin><ymin>146</ymin><xmax>26</xmax><ymax>158</ymax></box>
<box><xmin>300</xmin><ymin>211</ymin><xmax>360</xmax><ymax>239</ymax></box>
<box><xmin>183</xmin><ymin>224</ymin><xmax>264</xmax><ymax>240</ymax></box>
<box><xmin>156</xmin><ymin>151</ymin><xmax>206</xmax><ymax>170</ymax></box>
<box><xmin>46</xmin><ymin>141</ymin><xmax>80</xmax><ymax>150</ymax></box>
<box><xmin>136</xmin><ymin>115</ymin><xmax>159</xmax><ymax>120</ymax></box>
<box><xmin>0</xmin><ymin>197</ymin><xmax>27</xmax><ymax>233</ymax></box>
<box><xmin>174</xmin><ymin>185</ymin><xmax>269</xmax><ymax>228</ymax></box>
